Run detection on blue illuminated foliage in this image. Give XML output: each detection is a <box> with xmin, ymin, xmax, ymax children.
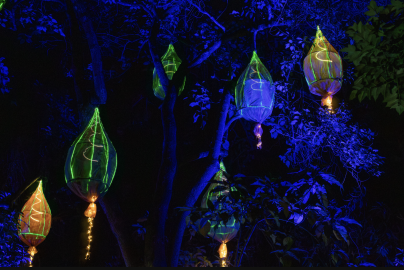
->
<box><xmin>0</xmin><ymin>192</ymin><xmax>29</xmax><ymax>267</ymax></box>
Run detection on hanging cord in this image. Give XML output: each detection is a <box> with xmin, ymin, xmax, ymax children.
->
<box><xmin>84</xmin><ymin>198</ymin><xmax>97</xmax><ymax>260</ymax></box>
<box><xmin>85</xmin><ymin>217</ymin><xmax>94</xmax><ymax>260</ymax></box>
<box><xmin>254</xmin><ymin>123</ymin><xmax>263</xmax><ymax>149</ymax></box>
<box><xmin>253</xmin><ymin>30</ymin><xmax>258</xmax><ymax>51</ymax></box>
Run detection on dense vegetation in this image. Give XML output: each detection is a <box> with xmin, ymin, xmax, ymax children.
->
<box><xmin>0</xmin><ymin>0</ymin><xmax>403</xmax><ymax>267</ymax></box>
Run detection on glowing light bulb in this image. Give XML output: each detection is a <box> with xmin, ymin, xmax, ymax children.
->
<box><xmin>218</xmin><ymin>242</ymin><xmax>227</xmax><ymax>267</ymax></box>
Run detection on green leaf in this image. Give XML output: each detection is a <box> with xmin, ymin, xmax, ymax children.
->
<box><xmin>198</xmin><ymin>220</ymin><xmax>211</xmax><ymax>237</ymax></box>
<box><xmin>395</xmin><ymin>105</ymin><xmax>404</xmax><ymax>115</ymax></box>
<box><xmin>280</xmin><ymin>255</ymin><xmax>293</xmax><ymax>267</ymax></box>
<box><xmin>350</xmin><ymin>90</ymin><xmax>358</xmax><ymax>100</ymax></box>
<box><xmin>283</xmin><ymin>236</ymin><xmax>293</xmax><ymax>251</ymax></box>
<box><xmin>207</xmin><ymin>199</ymin><xmax>214</xmax><ymax>211</ymax></box>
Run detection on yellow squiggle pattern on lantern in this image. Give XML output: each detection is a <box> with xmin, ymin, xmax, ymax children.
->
<box><xmin>30</xmin><ymin>184</ymin><xmax>44</xmax><ymax>223</ymax></box>
<box><xmin>83</xmin><ymin>114</ymin><xmax>103</xmax><ymax>162</ymax></box>
<box><xmin>249</xmin><ymin>67</ymin><xmax>264</xmax><ymax>91</ymax></box>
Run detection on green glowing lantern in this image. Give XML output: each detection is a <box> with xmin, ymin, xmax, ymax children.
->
<box><xmin>200</xmin><ymin>162</ymin><xmax>240</xmax><ymax>267</ymax></box>
<box><xmin>64</xmin><ymin>107</ymin><xmax>117</xmax><ymax>260</ymax></box>
<box><xmin>152</xmin><ymin>44</ymin><xmax>186</xmax><ymax>100</ymax></box>
<box><xmin>0</xmin><ymin>0</ymin><xmax>5</xmax><ymax>11</ymax></box>
<box><xmin>235</xmin><ymin>51</ymin><xmax>276</xmax><ymax>149</ymax></box>
<box><xmin>303</xmin><ymin>25</ymin><xmax>343</xmax><ymax>108</ymax></box>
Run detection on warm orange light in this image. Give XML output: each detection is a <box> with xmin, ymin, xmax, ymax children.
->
<box><xmin>85</xmin><ymin>217</ymin><xmax>94</xmax><ymax>260</ymax></box>
<box><xmin>321</xmin><ymin>95</ymin><xmax>332</xmax><ymax>109</ymax></box>
<box><xmin>218</xmin><ymin>242</ymin><xmax>228</xmax><ymax>267</ymax></box>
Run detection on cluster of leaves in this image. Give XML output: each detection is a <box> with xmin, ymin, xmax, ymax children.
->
<box><xmin>264</xmin><ymin>99</ymin><xmax>384</xmax><ymax>180</ymax></box>
<box><xmin>0</xmin><ymin>192</ymin><xmax>28</xmax><ymax>267</ymax></box>
<box><xmin>342</xmin><ymin>0</ymin><xmax>404</xmax><ymax>114</ymax></box>
<box><xmin>178</xmin><ymin>246</ymin><xmax>215</xmax><ymax>267</ymax></box>
<box><xmin>39</xmin><ymin>93</ymin><xmax>79</xmax><ymax>149</ymax></box>
<box><xmin>0</xmin><ymin>57</ymin><xmax>10</xmax><ymax>94</ymax></box>
<box><xmin>186</xmin><ymin>82</ymin><xmax>212</xmax><ymax>129</ymax></box>
<box><xmin>184</xmin><ymin>166</ymin><xmax>404</xmax><ymax>267</ymax></box>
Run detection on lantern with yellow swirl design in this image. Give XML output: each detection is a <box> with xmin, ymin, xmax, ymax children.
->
<box><xmin>18</xmin><ymin>180</ymin><xmax>51</xmax><ymax>267</ymax></box>
<box><xmin>303</xmin><ymin>26</ymin><xmax>343</xmax><ymax>109</ymax></box>
<box><xmin>64</xmin><ymin>108</ymin><xmax>117</xmax><ymax>259</ymax></box>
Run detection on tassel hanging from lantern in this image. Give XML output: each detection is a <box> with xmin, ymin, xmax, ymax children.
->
<box><xmin>253</xmin><ymin>123</ymin><xmax>263</xmax><ymax>149</ymax></box>
<box><xmin>218</xmin><ymin>242</ymin><xmax>228</xmax><ymax>267</ymax></box>
<box><xmin>303</xmin><ymin>25</ymin><xmax>343</xmax><ymax>110</ymax></box>
<box><xmin>235</xmin><ymin>51</ymin><xmax>275</xmax><ymax>149</ymax></box>
<box><xmin>64</xmin><ymin>108</ymin><xmax>117</xmax><ymax>259</ymax></box>
<box><xmin>18</xmin><ymin>180</ymin><xmax>51</xmax><ymax>267</ymax></box>
<box><xmin>152</xmin><ymin>44</ymin><xmax>186</xmax><ymax>100</ymax></box>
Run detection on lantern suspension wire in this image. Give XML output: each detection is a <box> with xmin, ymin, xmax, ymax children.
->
<box><xmin>253</xmin><ymin>30</ymin><xmax>257</xmax><ymax>51</ymax></box>
<box><xmin>83</xmin><ymin>112</ymin><xmax>103</xmax><ymax>162</ymax></box>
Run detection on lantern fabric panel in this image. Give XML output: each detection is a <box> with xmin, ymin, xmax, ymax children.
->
<box><xmin>201</xmin><ymin>162</ymin><xmax>228</xmax><ymax>209</ymax></box>
<box><xmin>235</xmin><ymin>51</ymin><xmax>276</xmax><ymax>124</ymax></box>
<box><xmin>208</xmin><ymin>216</ymin><xmax>240</xmax><ymax>244</ymax></box>
<box><xmin>303</xmin><ymin>26</ymin><xmax>343</xmax><ymax>105</ymax></box>
<box><xmin>152</xmin><ymin>44</ymin><xmax>186</xmax><ymax>100</ymax></box>
<box><xmin>18</xmin><ymin>180</ymin><xmax>51</xmax><ymax>249</ymax></box>
<box><xmin>64</xmin><ymin>108</ymin><xmax>117</xmax><ymax>203</ymax></box>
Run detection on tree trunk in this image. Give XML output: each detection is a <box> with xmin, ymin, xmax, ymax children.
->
<box><xmin>144</xmin><ymin>83</ymin><xmax>177</xmax><ymax>267</ymax></box>
<box><xmin>143</xmin><ymin>20</ymin><xmax>180</xmax><ymax>266</ymax></box>
<box><xmin>70</xmin><ymin>0</ymin><xmax>106</xmax><ymax>106</ymax></box>
<box><xmin>99</xmin><ymin>194</ymin><xmax>141</xmax><ymax>266</ymax></box>
<box><xmin>169</xmin><ymin>90</ymin><xmax>231</xmax><ymax>267</ymax></box>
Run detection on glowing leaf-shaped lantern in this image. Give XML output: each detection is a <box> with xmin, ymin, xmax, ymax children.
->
<box><xmin>0</xmin><ymin>0</ymin><xmax>5</xmax><ymax>11</ymax></box>
<box><xmin>152</xmin><ymin>44</ymin><xmax>186</xmax><ymax>100</ymax></box>
<box><xmin>303</xmin><ymin>25</ymin><xmax>343</xmax><ymax>108</ymax></box>
<box><xmin>201</xmin><ymin>162</ymin><xmax>240</xmax><ymax>267</ymax></box>
<box><xmin>18</xmin><ymin>180</ymin><xmax>51</xmax><ymax>267</ymax></box>
<box><xmin>64</xmin><ymin>107</ymin><xmax>117</xmax><ymax>259</ymax></box>
<box><xmin>235</xmin><ymin>51</ymin><xmax>276</xmax><ymax>149</ymax></box>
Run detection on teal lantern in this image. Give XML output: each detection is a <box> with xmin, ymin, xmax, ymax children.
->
<box><xmin>235</xmin><ymin>51</ymin><xmax>275</xmax><ymax>149</ymax></box>
<box><xmin>152</xmin><ymin>44</ymin><xmax>186</xmax><ymax>100</ymax></box>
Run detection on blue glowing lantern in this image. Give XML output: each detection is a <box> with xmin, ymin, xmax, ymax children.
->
<box><xmin>235</xmin><ymin>51</ymin><xmax>275</xmax><ymax>149</ymax></box>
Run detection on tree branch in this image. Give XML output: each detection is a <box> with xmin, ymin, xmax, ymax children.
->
<box><xmin>189</xmin><ymin>21</ymin><xmax>292</xmax><ymax>68</ymax></box>
<box><xmin>7</xmin><ymin>177</ymin><xmax>41</xmax><ymax>207</ymax></box>
<box><xmin>71</xmin><ymin>0</ymin><xmax>107</xmax><ymax>105</ymax></box>
<box><xmin>187</xmin><ymin>0</ymin><xmax>225</xmax><ymax>32</ymax></box>
<box><xmin>225</xmin><ymin>114</ymin><xmax>242</xmax><ymax>132</ymax></box>
<box><xmin>169</xmin><ymin>89</ymin><xmax>232</xmax><ymax>267</ymax></box>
